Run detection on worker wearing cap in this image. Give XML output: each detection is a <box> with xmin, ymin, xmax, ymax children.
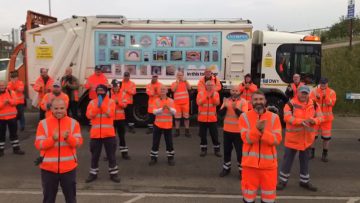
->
<box><xmin>146</xmin><ymin>75</ymin><xmax>163</xmax><ymax>134</ymax></box>
<box><xmin>285</xmin><ymin>74</ymin><xmax>304</xmax><ymax>99</ymax></box>
<box><xmin>239</xmin><ymin>74</ymin><xmax>258</xmax><ymax>110</ymax></box>
<box><xmin>309</xmin><ymin>77</ymin><xmax>336</xmax><ymax>162</ymax></box>
<box><xmin>61</xmin><ymin>67</ymin><xmax>80</xmax><ymax>120</ymax></box>
<box><xmin>149</xmin><ymin>85</ymin><xmax>176</xmax><ymax>166</ymax></box>
<box><xmin>40</xmin><ymin>81</ymin><xmax>69</xmax><ymax>118</ymax></box>
<box><xmin>197</xmin><ymin>68</ymin><xmax>221</xmax><ymax>92</ymax></box>
<box><xmin>111</xmin><ymin>79</ymin><xmax>130</xmax><ymax>160</ymax></box>
<box><xmin>0</xmin><ymin>80</ymin><xmax>25</xmax><ymax>157</ymax></box>
<box><xmin>277</xmin><ymin>85</ymin><xmax>323</xmax><ymax>192</ymax></box>
<box><xmin>84</xmin><ymin>66</ymin><xmax>109</xmax><ymax>100</ymax></box>
<box><xmin>33</xmin><ymin>68</ymin><xmax>54</xmax><ymax>120</ymax></box>
<box><xmin>7</xmin><ymin>70</ymin><xmax>25</xmax><ymax>131</ymax></box>
<box><xmin>85</xmin><ymin>84</ymin><xmax>120</xmax><ymax>183</ymax></box>
<box><xmin>197</xmin><ymin>80</ymin><xmax>221</xmax><ymax>157</ymax></box>
<box><xmin>120</xmin><ymin>72</ymin><xmax>137</xmax><ymax>133</ymax></box>
<box><xmin>239</xmin><ymin>90</ymin><xmax>282</xmax><ymax>203</ymax></box>
<box><xmin>171</xmin><ymin>71</ymin><xmax>191</xmax><ymax>137</ymax></box>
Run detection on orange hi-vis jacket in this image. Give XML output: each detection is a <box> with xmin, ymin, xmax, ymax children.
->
<box><xmin>7</xmin><ymin>80</ymin><xmax>25</xmax><ymax>105</ymax></box>
<box><xmin>171</xmin><ymin>81</ymin><xmax>190</xmax><ymax>105</ymax></box>
<box><xmin>146</xmin><ymin>81</ymin><xmax>163</xmax><ymax>113</ymax></box>
<box><xmin>120</xmin><ymin>80</ymin><xmax>136</xmax><ymax>104</ymax></box>
<box><xmin>290</xmin><ymin>82</ymin><xmax>304</xmax><ymax>97</ymax></box>
<box><xmin>153</xmin><ymin>97</ymin><xmax>175</xmax><ymax>129</ymax></box>
<box><xmin>239</xmin><ymin>82</ymin><xmax>258</xmax><ymax>109</ymax></box>
<box><xmin>197</xmin><ymin>75</ymin><xmax>221</xmax><ymax>92</ymax></box>
<box><xmin>33</xmin><ymin>76</ymin><xmax>54</xmax><ymax>104</ymax></box>
<box><xmin>111</xmin><ymin>89</ymin><xmax>128</xmax><ymax>120</ymax></box>
<box><xmin>223</xmin><ymin>97</ymin><xmax>248</xmax><ymax>133</ymax></box>
<box><xmin>84</xmin><ymin>73</ymin><xmax>108</xmax><ymax>100</ymax></box>
<box><xmin>34</xmin><ymin>115</ymin><xmax>83</xmax><ymax>174</ymax></box>
<box><xmin>86</xmin><ymin>95</ymin><xmax>116</xmax><ymax>139</ymax></box>
<box><xmin>284</xmin><ymin>97</ymin><xmax>323</xmax><ymax>151</ymax></box>
<box><xmin>61</xmin><ymin>77</ymin><xmax>79</xmax><ymax>102</ymax></box>
<box><xmin>0</xmin><ymin>90</ymin><xmax>18</xmax><ymax>120</ymax></box>
<box><xmin>310</xmin><ymin>87</ymin><xmax>336</xmax><ymax>122</ymax></box>
<box><xmin>239</xmin><ymin>110</ymin><xmax>282</xmax><ymax>169</ymax></box>
<box><xmin>40</xmin><ymin>92</ymin><xmax>69</xmax><ymax>118</ymax></box>
<box><xmin>196</xmin><ymin>90</ymin><xmax>220</xmax><ymax>122</ymax></box>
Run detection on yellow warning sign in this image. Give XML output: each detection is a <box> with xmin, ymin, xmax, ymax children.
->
<box><xmin>263</xmin><ymin>52</ymin><xmax>273</xmax><ymax>68</ymax></box>
<box><xmin>36</xmin><ymin>46</ymin><xmax>53</xmax><ymax>59</ymax></box>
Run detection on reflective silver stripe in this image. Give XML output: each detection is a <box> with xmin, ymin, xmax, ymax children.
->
<box><xmin>270</xmin><ymin>113</ymin><xmax>278</xmax><ymax>144</ymax></box>
<box><xmin>286</xmin><ymin>127</ymin><xmax>303</xmax><ymax>132</ymax></box>
<box><xmin>300</xmin><ymin>174</ymin><xmax>310</xmax><ymax>178</ymax></box>
<box><xmin>96</xmin><ymin>114</ymin><xmax>108</xmax><ymax>118</ymax></box>
<box><xmin>71</xmin><ymin>118</ymin><xmax>76</xmax><ymax>133</ymax></box>
<box><xmin>322</xmin><ymin>112</ymin><xmax>333</xmax><ymax>116</ymax></box>
<box><xmin>261</xmin><ymin>190</ymin><xmax>276</xmax><ymax>195</ymax></box>
<box><xmin>155</xmin><ymin>119</ymin><xmax>172</xmax><ymax>122</ymax></box>
<box><xmin>39</xmin><ymin>140</ymin><xmax>44</xmax><ymax>150</ymax></box>
<box><xmin>224</xmin><ymin>120</ymin><xmax>238</xmax><ymax>125</ymax></box>
<box><xmin>116</xmin><ymin>110</ymin><xmax>124</xmax><ymax>114</ymax></box>
<box><xmin>242</xmin><ymin>114</ymin><xmax>252</xmax><ymax>144</ymax></box>
<box><xmin>43</xmin><ymin>156</ymin><xmax>76</xmax><ymax>163</ymax></box>
<box><xmin>243</xmin><ymin>197</ymin><xmax>256</xmax><ymax>202</ymax></box>
<box><xmin>289</xmin><ymin>117</ymin><xmax>295</xmax><ymax>125</ymax></box>
<box><xmin>284</xmin><ymin>111</ymin><xmax>292</xmax><ymax>115</ymax></box>
<box><xmin>0</xmin><ymin>112</ymin><xmax>17</xmax><ymax>117</ymax></box>
<box><xmin>243</xmin><ymin>152</ymin><xmax>277</xmax><ymax>160</ymax></box>
<box><xmin>42</xmin><ymin>120</ymin><xmax>48</xmax><ymax>137</ymax></box>
<box><xmin>174</xmin><ymin>91</ymin><xmax>188</xmax><ymax>96</ymax></box>
<box><xmin>243</xmin><ymin>189</ymin><xmax>257</xmax><ymax>195</ymax></box>
<box><xmin>54</xmin><ymin>141</ymin><xmax>69</xmax><ymax>147</ymax></box>
<box><xmin>261</xmin><ymin>198</ymin><xmax>275</xmax><ymax>203</ymax></box>
<box><xmin>92</xmin><ymin>124</ymin><xmax>113</xmax><ymax>129</ymax></box>
<box><xmin>174</xmin><ymin>95</ymin><xmax>189</xmax><ymax>100</ymax></box>
<box><xmin>159</xmin><ymin>113</ymin><xmax>172</xmax><ymax>116</ymax></box>
<box><xmin>280</xmin><ymin>171</ymin><xmax>290</xmax><ymax>177</ymax></box>
<box><xmin>36</xmin><ymin>135</ymin><xmax>46</xmax><ymax>140</ymax></box>
<box><xmin>199</xmin><ymin>112</ymin><xmax>216</xmax><ymax>115</ymax></box>
<box><xmin>73</xmin><ymin>133</ymin><xmax>81</xmax><ymax>138</ymax></box>
<box><xmin>225</xmin><ymin>114</ymin><xmax>238</xmax><ymax>119</ymax></box>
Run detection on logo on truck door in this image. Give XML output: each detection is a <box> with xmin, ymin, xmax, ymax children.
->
<box><xmin>226</xmin><ymin>32</ymin><xmax>249</xmax><ymax>42</ymax></box>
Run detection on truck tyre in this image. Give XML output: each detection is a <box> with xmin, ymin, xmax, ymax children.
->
<box><xmin>132</xmin><ymin>93</ymin><xmax>149</xmax><ymax>127</ymax></box>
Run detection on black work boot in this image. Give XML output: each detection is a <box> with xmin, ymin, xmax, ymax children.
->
<box><xmin>219</xmin><ymin>169</ymin><xmax>230</xmax><ymax>177</ymax></box>
<box><xmin>128</xmin><ymin>125</ymin><xmax>136</xmax><ymax>134</ymax></box>
<box><xmin>214</xmin><ymin>151</ymin><xmax>222</xmax><ymax>157</ymax></box>
<box><xmin>200</xmin><ymin>150</ymin><xmax>207</xmax><ymax>157</ymax></box>
<box><xmin>276</xmin><ymin>181</ymin><xmax>287</xmax><ymax>191</ymax></box>
<box><xmin>167</xmin><ymin>156</ymin><xmax>175</xmax><ymax>166</ymax></box>
<box><xmin>85</xmin><ymin>174</ymin><xmax>98</xmax><ymax>183</ymax></box>
<box><xmin>13</xmin><ymin>149</ymin><xmax>25</xmax><ymax>155</ymax></box>
<box><xmin>121</xmin><ymin>152</ymin><xmax>131</xmax><ymax>160</ymax></box>
<box><xmin>174</xmin><ymin>129</ymin><xmax>180</xmax><ymax>137</ymax></box>
<box><xmin>321</xmin><ymin>149</ymin><xmax>329</xmax><ymax>162</ymax></box>
<box><xmin>185</xmin><ymin>128</ymin><xmax>191</xmax><ymax>138</ymax></box>
<box><xmin>146</xmin><ymin>127</ymin><xmax>153</xmax><ymax>134</ymax></box>
<box><xmin>110</xmin><ymin>174</ymin><xmax>121</xmax><ymax>183</ymax></box>
<box><xmin>149</xmin><ymin>157</ymin><xmax>158</xmax><ymax>166</ymax></box>
<box><xmin>310</xmin><ymin>148</ymin><xmax>315</xmax><ymax>159</ymax></box>
<box><xmin>299</xmin><ymin>182</ymin><xmax>318</xmax><ymax>192</ymax></box>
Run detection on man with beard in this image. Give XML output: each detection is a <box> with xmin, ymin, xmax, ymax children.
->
<box><xmin>0</xmin><ymin>80</ymin><xmax>26</xmax><ymax>157</ymax></box>
<box><xmin>197</xmin><ymin>68</ymin><xmax>222</xmax><ymax>92</ymax></box>
<box><xmin>218</xmin><ymin>85</ymin><xmax>248</xmax><ymax>178</ymax></box>
<box><xmin>239</xmin><ymin>74</ymin><xmax>258</xmax><ymax>110</ymax></box>
<box><xmin>85</xmin><ymin>84</ymin><xmax>120</xmax><ymax>183</ymax></box>
<box><xmin>61</xmin><ymin>67</ymin><xmax>80</xmax><ymax>120</ymax></box>
<box><xmin>33</xmin><ymin>68</ymin><xmax>54</xmax><ymax>120</ymax></box>
<box><xmin>239</xmin><ymin>90</ymin><xmax>282</xmax><ymax>203</ymax></box>
<box><xmin>285</xmin><ymin>74</ymin><xmax>304</xmax><ymax>99</ymax></box>
<box><xmin>40</xmin><ymin>81</ymin><xmax>69</xmax><ymax>118</ymax></box>
<box><xmin>277</xmin><ymin>86</ymin><xmax>323</xmax><ymax>192</ymax></box>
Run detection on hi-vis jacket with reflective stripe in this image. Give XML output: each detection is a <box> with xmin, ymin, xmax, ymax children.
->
<box><xmin>290</xmin><ymin>82</ymin><xmax>304</xmax><ymax>98</ymax></box>
<box><xmin>197</xmin><ymin>76</ymin><xmax>222</xmax><ymax>92</ymax></box>
<box><xmin>196</xmin><ymin>90</ymin><xmax>220</xmax><ymax>122</ymax></box>
<box><xmin>153</xmin><ymin>97</ymin><xmax>175</xmax><ymax>129</ymax></box>
<box><xmin>284</xmin><ymin>97</ymin><xmax>323</xmax><ymax>151</ymax></box>
<box><xmin>310</xmin><ymin>87</ymin><xmax>336</xmax><ymax>122</ymax></box>
<box><xmin>111</xmin><ymin>90</ymin><xmax>127</xmax><ymax>120</ymax></box>
<box><xmin>239</xmin><ymin>82</ymin><xmax>258</xmax><ymax>110</ymax></box>
<box><xmin>0</xmin><ymin>90</ymin><xmax>18</xmax><ymax>120</ymax></box>
<box><xmin>239</xmin><ymin>110</ymin><xmax>282</xmax><ymax>169</ymax></box>
<box><xmin>86</xmin><ymin>96</ymin><xmax>116</xmax><ymax>138</ymax></box>
<box><xmin>171</xmin><ymin>81</ymin><xmax>190</xmax><ymax>105</ymax></box>
<box><xmin>33</xmin><ymin>76</ymin><xmax>54</xmax><ymax>104</ymax></box>
<box><xmin>84</xmin><ymin>73</ymin><xmax>108</xmax><ymax>100</ymax></box>
<box><xmin>7</xmin><ymin>80</ymin><xmax>25</xmax><ymax>105</ymax></box>
<box><xmin>223</xmin><ymin>98</ymin><xmax>248</xmax><ymax>133</ymax></box>
<box><xmin>40</xmin><ymin>92</ymin><xmax>69</xmax><ymax>118</ymax></box>
<box><xmin>146</xmin><ymin>81</ymin><xmax>163</xmax><ymax>113</ymax></box>
<box><xmin>34</xmin><ymin>115</ymin><xmax>83</xmax><ymax>174</ymax></box>
<box><xmin>120</xmin><ymin>80</ymin><xmax>136</xmax><ymax>104</ymax></box>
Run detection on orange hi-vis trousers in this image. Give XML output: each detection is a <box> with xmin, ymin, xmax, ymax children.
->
<box><xmin>241</xmin><ymin>167</ymin><xmax>277</xmax><ymax>203</ymax></box>
<box><xmin>316</xmin><ymin>121</ymin><xmax>333</xmax><ymax>140</ymax></box>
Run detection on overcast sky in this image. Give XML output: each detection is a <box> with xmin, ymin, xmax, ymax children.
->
<box><xmin>0</xmin><ymin>0</ymin><xmax>358</xmax><ymax>41</ymax></box>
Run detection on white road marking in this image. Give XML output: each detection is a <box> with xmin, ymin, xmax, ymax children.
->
<box><xmin>123</xmin><ymin>195</ymin><xmax>146</xmax><ymax>203</ymax></box>
<box><xmin>347</xmin><ymin>198</ymin><xmax>360</xmax><ymax>203</ymax></box>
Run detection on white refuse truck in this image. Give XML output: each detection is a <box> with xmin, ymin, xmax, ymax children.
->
<box><xmin>9</xmin><ymin>11</ymin><xmax>321</xmax><ymax>125</ymax></box>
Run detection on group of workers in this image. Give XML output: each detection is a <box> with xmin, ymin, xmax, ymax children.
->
<box><xmin>0</xmin><ymin>65</ymin><xmax>337</xmax><ymax>203</ymax></box>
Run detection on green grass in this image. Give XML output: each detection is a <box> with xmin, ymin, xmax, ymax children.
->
<box><xmin>322</xmin><ymin>44</ymin><xmax>360</xmax><ymax>115</ymax></box>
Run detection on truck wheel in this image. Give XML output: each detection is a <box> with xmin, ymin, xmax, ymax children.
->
<box><xmin>132</xmin><ymin>94</ymin><xmax>149</xmax><ymax>127</ymax></box>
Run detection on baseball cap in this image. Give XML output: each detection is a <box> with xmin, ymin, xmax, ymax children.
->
<box><xmin>111</xmin><ymin>79</ymin><xmax>120</xmax><ymax>87</ymax></box>
<box><xmin>53</xmin><ymin>81</ymin><xmax>61</xmax><ymax>87</ymax></box>
<box><xmin>298</xmin><ymin>85</ymin><xmax>310</xmax><ymax>94</ymax></box>
<box><xmin>319</xmin><ymin>77</ymin><xmax>328</xmax><ymax>84</ymax></box>
<box><xmin>95</xmin><ymin>66</ymin><xmax>102</xmax><ymax>71</ymax></box>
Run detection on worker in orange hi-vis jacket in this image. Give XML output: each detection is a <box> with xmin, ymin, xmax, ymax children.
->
<box><xmin>218</xmin><ymin>85</ymin><xmax>248</xmax><ymax>178</ymax></box>
<box><xmin>285</xmin><ymin>74</ymin><xmax>305</xmax><ymax>99</ymax></box>
<box><xmin>197</xmin><ymin>68</ymin><xmax>222</xmax><ymax>92</ymax></box>
<box><xmin>7</xmin><ymin>70</ymin><xmax>26</xmax><ymax>131</ymax></box>
<box><xmin>171</xmin><ymin>71</ymin><xmax>191</xmax><ymax>138</ymax></box>
<box><xmin>120</xmin><ymin>71</ymin><xmax>137</xmax><ymax>133</ymax></box>
<box><xmin>309</xmin><ymin>77</ymin><xmax>336</xmax><ymax>162</ymax></box>
<box><xmin>84</xmin><ymin>66</ymin><xmax>109</xmax><ymax>100</ymax></box>
<box><xmin>33</xmin><ymin>68</ymin><xmax>54</xmax><ymax>120</ymax></box>
<box><xmin>239</xmin><ymin>90</ymin><xmax>282</xmax><ymax>203</ymax></box>
<box><xmin>146</xmin><ymin>75</ymin><xmax>163</xmax><ymax>134</ymax></box>
<box><xmin>239</xmin><ymin>73</ymin><xmax>258</xmax><ymax>110</ymax></box>
<box><xmin>40</xmin><ymin>81</ymin><xmax>69</xmax><ymax>118</ymax></box>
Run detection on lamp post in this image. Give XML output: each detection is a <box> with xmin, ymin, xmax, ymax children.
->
<box><xmin>49</xmin><ymin>0</ymin><xmax>52</xmax><ymax>16</ymax></box>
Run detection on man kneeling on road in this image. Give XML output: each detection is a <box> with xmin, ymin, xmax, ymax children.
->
<box><xmin>35</xmin><ymin>98</ymin><xmax>83</xmax><ymax>203</ymax></box>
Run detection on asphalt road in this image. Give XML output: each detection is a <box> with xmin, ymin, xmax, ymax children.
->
<box><xmin>0</xmin><ymin>112</ymin><xmax>359</xmax><ymax>203</ymax></box>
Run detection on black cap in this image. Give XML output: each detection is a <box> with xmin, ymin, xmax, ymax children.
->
<box><xmin>124</xmin><ymin>72</ymin><xmax>130</xmax><ymax>77</ymax></box>
<box><xmin>319</xmin><ymin>77</ymin><xmax>328</xmax><ymax>84</ymax></box>
<box><xmin>111</xmin><ymin>79</ymin><xmax>121</xmax><ymax>87</ymax></box>
<box><xmin>96</xmin><ymin>84</ymin><xmax>108</xmax><ymax>92</ymax></box>
<box><xmin>95</xmin><ymin>66</ymin><xmax>102</xmax><ymax>71</ymax></box>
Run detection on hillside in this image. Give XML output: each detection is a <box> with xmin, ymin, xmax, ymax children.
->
<box><xmin>322</xmin><ymin>44</ymin><xmax>360</xmax><ymax>115</ymax></box>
